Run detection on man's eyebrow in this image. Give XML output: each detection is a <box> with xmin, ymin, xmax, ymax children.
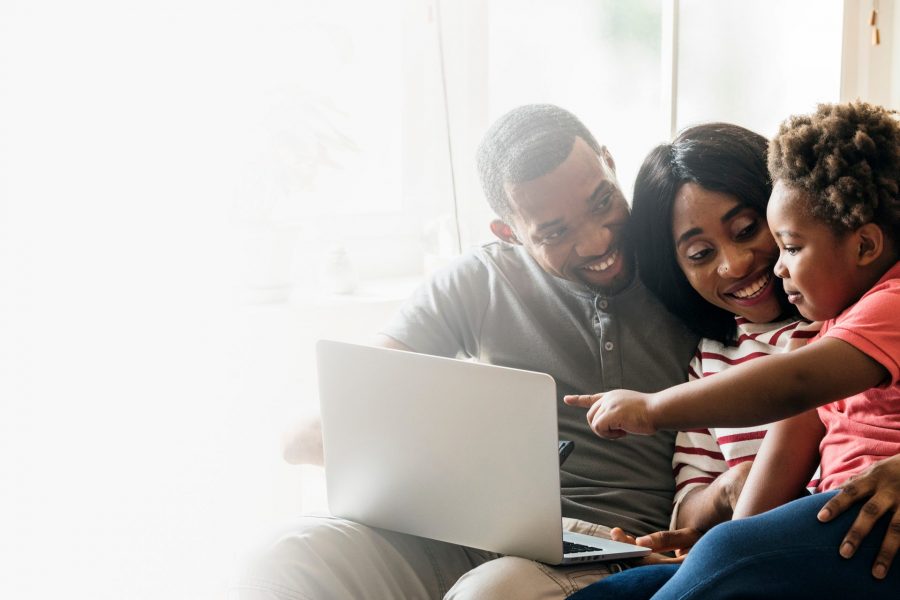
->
<box><xmin>589</xmin><ymin>181</ymin><xmax>614</xmax><ymax>203</ymax></box>
<box><xmin>535</xmin><ymin>181</ymin><xmax>615</xmax><ymax>233</ymax></box>
<box><xmin>536</xmin><ymin>218</ymin><xmax>564</xmax><ymax>233</ymax></box>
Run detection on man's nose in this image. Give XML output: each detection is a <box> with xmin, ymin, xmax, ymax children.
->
<box><xmin>574</xmin><ymin>223</ymin><xmax>611</xmax><ymax>257</ymax></box>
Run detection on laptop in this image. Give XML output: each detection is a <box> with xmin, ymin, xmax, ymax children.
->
<box><xmin>315</xmin><ymin>339</ymin><xmax>651</xmax><ymax>565</ymax></box>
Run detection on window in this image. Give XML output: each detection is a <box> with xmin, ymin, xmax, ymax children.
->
<box><xmin>238</xmin><ymin>0</ymin><xmax>673</xmax><ymax>297</ymax></box>
<box><xmin>675</xmin><ymin>0</ymin><xmax>844</xmax><ymax>136</ymax></box>
<box><xmin>441</xmin><ymin>0</ymin><xmax>667</xmax><ymax>246</ymax></box>
<box><xmin>234</xmin><ymin>0</ymin><xmax>438</xmax><ymax>294</ymax></box>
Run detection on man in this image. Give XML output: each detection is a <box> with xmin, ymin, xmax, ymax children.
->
<box><xmin>231</xmin><ymin>104</ymin><xmax>698</xmax><ymax>599</ymax></box>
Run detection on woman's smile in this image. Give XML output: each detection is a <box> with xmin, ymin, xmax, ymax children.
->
<box><xmin>725</xmin><ymin>271</ymin><xmax>776</xmax><ymax>305</ymax></box>
<box><xmin>672</xmin><ymin>183</ymin><xmax>784</xmax><ymax>324</ymax></box>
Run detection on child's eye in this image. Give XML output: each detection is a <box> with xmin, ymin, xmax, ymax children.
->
<box><xmin>783</xmin><ymin>246</ymin><xmax>800</xmax><ymax>256</ymax></box>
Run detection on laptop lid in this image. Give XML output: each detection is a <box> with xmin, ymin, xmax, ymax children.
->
<box><xmin>316</xmin><ymin>340</ymin><xmax>648</xmax><ymax>565</ymax></box>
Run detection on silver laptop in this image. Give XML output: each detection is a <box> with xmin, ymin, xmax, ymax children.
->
<box><xmin>316</xmin><ymin>340</ymin><xmax>651</xmax><ymax>565</ymax></box>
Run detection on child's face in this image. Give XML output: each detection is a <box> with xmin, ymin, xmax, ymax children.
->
<box><xmin>767</xmin><ymin>181</ymin><xmax>862</xmax><ymax>321</ymax></box>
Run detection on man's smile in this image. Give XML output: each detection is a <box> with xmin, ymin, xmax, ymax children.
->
<box><xmin>582</xmin><ymin>249</ymin><xmax>619</xmax><ymax>273</ymax></box>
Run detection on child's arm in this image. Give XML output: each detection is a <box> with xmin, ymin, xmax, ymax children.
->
<box><xmin>732</xmin><ymin>410</ymin><xmax>825</xmax><ymax>519</ymax></box>
<box><xmin>565</xmin><ymin>337</ymin><xmax>887</xmax><ymax>437</ymax></box>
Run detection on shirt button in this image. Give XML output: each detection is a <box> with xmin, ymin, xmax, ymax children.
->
<box><xmin>604</xmin><ymin>341</ymin><xmax>614</xmax><ymax>351</ymax></box>
<box><xmin>598</xmin><ymin>300</ymin><xmax>609</xmax><ymax>310</ymax></box>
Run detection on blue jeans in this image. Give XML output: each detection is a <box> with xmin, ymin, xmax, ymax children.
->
<box><xmin>569</xmin><ymin>491</ymin><xmax>900</xmax><ymax>599</ymax></box>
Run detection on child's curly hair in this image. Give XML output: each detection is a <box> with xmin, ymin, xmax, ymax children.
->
<box><xmin>768</xmin><ymin>101</ymin><xmax>900</xmax><ymax>242</ymax></box>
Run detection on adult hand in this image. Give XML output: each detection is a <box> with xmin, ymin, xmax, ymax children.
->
<box><xmin>282</xmin><ymin>413</ymin><xmax>324</xmax><ymax>466</ymax></box>
<box><xmin>817</xmin><ymin>455</ymin><xmax>900</xmax><ymax>579</ymax></box>
<box><xmin>563</xmin><ymin>390</ymin><xmax>657</xmax><ymax>439</ymax></box>
<box><xmin>609</xmin><ymin>526</ymin><xmax>702</xmax><ymax>565</ymax></box>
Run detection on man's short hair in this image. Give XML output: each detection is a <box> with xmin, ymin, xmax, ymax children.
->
<box><xmin>476</xmin><ymin>104</ymin><xmax>602</xmax><ymax>222</ymax></box>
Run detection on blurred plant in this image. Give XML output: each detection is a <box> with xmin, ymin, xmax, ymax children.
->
<box><xmin>233</xmin><ymin>13</ymin><xmax>361</xmax><ymax>226</ymax></box>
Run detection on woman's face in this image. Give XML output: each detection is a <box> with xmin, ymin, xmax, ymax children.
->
<box><xmin>672</xmin><ymin>182</ymin><xmax>783</xmax><ymax>323</ymax></box>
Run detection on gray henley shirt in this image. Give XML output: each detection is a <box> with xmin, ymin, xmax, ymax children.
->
<box><xmin>380</xmin><ymin>242</ymin><xmax>698</xmax><ymax>535</ymax></box>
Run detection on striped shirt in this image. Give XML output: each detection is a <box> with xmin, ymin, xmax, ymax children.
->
<box><xmin>671</xmin><ymin>317</ymin><xmax>821</xmax><ymax>527</ymax></box>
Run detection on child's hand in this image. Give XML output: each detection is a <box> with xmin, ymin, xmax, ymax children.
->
<box><xmin>609</xmin><ymin>526</ymin><xmax>700</xmax><ymax>565</ymax></box>
<box><xmin>609</xmin><ymin>526</ymin><xmax>639</xmax><ymax>546</ymax></box>
<box><xmin>563</xmin><ymin>390</ymin><xmax>657</xmax><ymax>439</ymax></box>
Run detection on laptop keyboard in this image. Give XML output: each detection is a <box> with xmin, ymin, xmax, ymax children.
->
<box><xmin>563</xmin><ymin>540</ymin><xmax>604</xmax><ymax>554</ymax></box>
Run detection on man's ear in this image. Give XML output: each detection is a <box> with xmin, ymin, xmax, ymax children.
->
<box><xmin>854</xmin><ymin>223</ymin><xmax>885</xmax><ymax>266</ymax></box>
<box><xmin>490</xmin><ymin>219</ymin><xmax>520</xmax><ymax>245</ymax></box>
<box><xmin>600</xmin><ymin>145</ymin><xmax>616</xmax><ymax>173</ymax></box>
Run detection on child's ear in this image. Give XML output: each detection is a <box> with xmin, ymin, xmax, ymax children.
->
<box><xmin>855</xmin><ymin>223</ymin><xmax>885</xmax><ymax>266</ymax></box>
<box><xmin>490</xmin><ymin>219</ymin><xmax>521</xmax><ymax>245</ymax></box>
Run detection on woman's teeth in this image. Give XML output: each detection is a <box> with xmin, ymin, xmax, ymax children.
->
<box><xmin>584</xmin><ymin>250</ymin><xmax>618</xmax><ymax>272</ymax></box>
<box><xmin>732</xmin><ymin>273</ymin><xmax>770</xmax><ymax>299</ymax></box>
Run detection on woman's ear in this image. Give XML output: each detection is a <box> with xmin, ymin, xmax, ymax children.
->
<box><xmin>490</xmin><ymin>220</ymin><xmax>520</xmax><ymax>244</ymax></box>
<box><xmin>854</xmin><ymin>223</ymin><xmax>885</xmax><ymax>266</ymax></box>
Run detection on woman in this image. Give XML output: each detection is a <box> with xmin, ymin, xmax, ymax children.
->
<box><xmin>628</xmin><ymin>122</ymin><xmax>815</xmax><ymax>546</ymax></box>
<box><xmin>569</xmin><ymin>119</ymin><xmax>900</xmax><ymax>598</ymax></box>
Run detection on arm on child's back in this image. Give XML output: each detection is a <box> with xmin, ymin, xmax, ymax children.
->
<box><xmin>676</xmin><ymin>461</ymin><xmax>753</xmax><ymax>531</ymax></box>
<box><xmin>669</xmin><ymin>426</ymin><xmax>749</xmax><ymax>532</ymax></box>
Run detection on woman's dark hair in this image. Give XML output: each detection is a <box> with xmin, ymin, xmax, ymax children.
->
<box><xmin>628</xmin><ymin>122</ymin><xmax>792</xmax><ymax>344</ymax></box>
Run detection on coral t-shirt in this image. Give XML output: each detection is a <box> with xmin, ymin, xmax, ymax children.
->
<box><xmin>816</xmin><ymin>261</ymin><xmax>900</xmax><ymax>491</ymax></box>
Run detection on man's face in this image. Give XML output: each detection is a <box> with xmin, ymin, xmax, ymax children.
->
<box><xmin>502</xmin><ymin>137</ymin><xmax>633</xmax><ymax>294</ymax></box>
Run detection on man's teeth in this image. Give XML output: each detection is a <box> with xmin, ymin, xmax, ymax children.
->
<box><xmin>732</xmin><ymin>274</ymin><xmax>770</xmax><ymax>299</ymax></box>
<box><xmin>584</xmin><ymin>251</ymin><xmax>618</xmax><ymax>272</ymax></box>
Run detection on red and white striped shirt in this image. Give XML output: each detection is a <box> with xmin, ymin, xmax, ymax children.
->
<box><xmin>671</xmin><ymin>317</ymin><xmax>821</xmax><ymax>526</ymax></box>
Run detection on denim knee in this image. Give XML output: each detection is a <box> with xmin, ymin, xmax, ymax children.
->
<box><xmin>566</xmin><ymin>564</ymin><xmax>680</xmax><ymax>600</ymax></box>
